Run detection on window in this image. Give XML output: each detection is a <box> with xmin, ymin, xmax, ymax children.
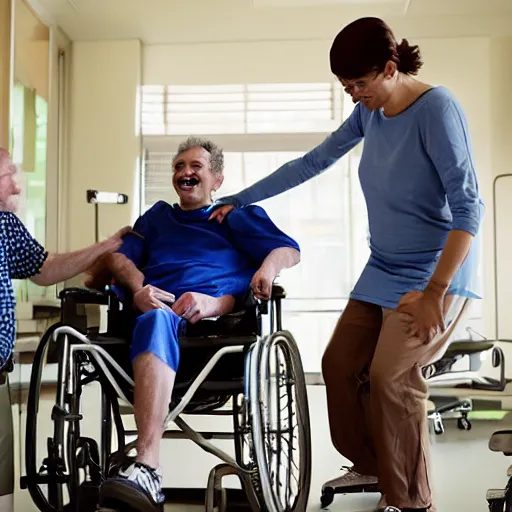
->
<box><xmin>141</xmin><ymin>83</ymin><xmax>343</xmax><ymax>136</ymax></box>
<box><xmin>10</xmin><ymin>84</ymin><xmax>51</xmax><ymax>302</ymax></box>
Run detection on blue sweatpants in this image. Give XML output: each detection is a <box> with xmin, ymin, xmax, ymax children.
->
<box><xmin>130</xmin><ymin>309</ymin><xmax>185</xmax><ymax>372</ymax></box>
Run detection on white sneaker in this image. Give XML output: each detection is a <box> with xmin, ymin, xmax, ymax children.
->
<box><xmin>100</xmin><ymin>460</ymin><xmax>165</xmax><ymax>510</ymax></box>
<box><xmin>322</xmin><ymin>466</ymin><xmax>378</xmax><ymax>491</ymax></box>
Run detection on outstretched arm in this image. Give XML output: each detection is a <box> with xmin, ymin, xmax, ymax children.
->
<box><xmin>251</xmin><ymin>247</ymin><xmax>300</xmax><ymax>300</ymax></box>
<box><xmin>210</xmin><ymin>106</ymin><xmax>364</xmax><ymax>223</ymax></box>
<box><xmin>30</xmin><ymin>227</ymin><xmax>131</xmax><ymax>286</ymax></box>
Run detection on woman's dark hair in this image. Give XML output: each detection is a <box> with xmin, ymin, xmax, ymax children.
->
<box><xmin>330</xmin><ymin>17</ymin><xmax>423</xmax><ymax>79</ymax></box>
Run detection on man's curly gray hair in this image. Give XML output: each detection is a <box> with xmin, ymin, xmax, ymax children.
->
<box><xmin>173</xmin><ymin>137</ymin><xmax>224</xmax><ymax>174</ymax></box>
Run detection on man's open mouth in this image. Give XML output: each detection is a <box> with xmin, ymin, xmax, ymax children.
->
<box><xmin>177</xmin><ymin>177</ymin><xmax>199</xmax><ymax>190</ymax></box>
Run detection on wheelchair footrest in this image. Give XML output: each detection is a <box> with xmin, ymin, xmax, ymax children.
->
<box><xmin>322</xmin><ymin>482</ymin><xmax>380</xmax><ymax>495</ymax></box>
<box><xmin>20</xmin><ymin>472</ymin><xmax>68</xmax><ymax>487</ymax></box>
<box><xmin>52</xmin><ymin>404</ymin><xmax>83</xmax><ymax>422</ymax></box>
<box><xmin>77</xmin><ymin>481</ymin><xmax>100</xmax><ymax>512</ymax></box>
<box><xmin>487</xmin><ymin>489</ymin><xmax>506</xmax><ymax>501</ymax></box>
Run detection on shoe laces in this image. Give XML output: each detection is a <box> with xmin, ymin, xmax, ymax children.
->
<box><xmin>118</xmin><ymin>461</ymin><xmax>164</xmax><ymax>503</ymax></box>
<box><xmin>339</xmin><ymin>466</ymin><xmax>363</xmax><ymax>481</ymax></box>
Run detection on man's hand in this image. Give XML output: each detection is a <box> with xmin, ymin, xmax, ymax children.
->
<box><xmin>103</xmin><ymin>226</ymin><xmax>133</xmax><ymax>252</ymax></box>
<box><xmin>133</xmin><ymin>285</ymin><xmax>175</xmax><ymax>314</ymax></box>
<box><xmin>209</xmin><ymin>205</ymin><xmax>234</xmax><ymax>223</ymax></box>
<box><xmin>171</xmin><ymin>292</ymin><xmax>219</xmax><ymax>324</ymax></box>
<box><xmin>396</xmin><ymin>289</ymin><xmax>445</xmax><ymax>343</ymax></box>
<box><xmin>84</xmin><ymin>256</ymin><xmax>112</xmax><ymax>289</ymax></box>
<box><xmin>250</xmin><ymin>267</ymin><xmax>274</xmax><ymax>300</ymax></box>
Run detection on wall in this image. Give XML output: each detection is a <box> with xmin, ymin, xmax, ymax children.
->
<box><xmin>66</xmin><ymin>40</ymin><xmax>142</xmax><ymax>251</ymax></box>
<box><xmin>13</xmin><ymin>0</ymin><xmax>49</xmax><ymax>103</ymax></box>
<box><xmin>45</xmin><ymin>27</ymin><xmax>70</xmax><ymax>253</ymax></box>
<box><xmin>490</xmin><ymin>38</ymin><xmax>512</xmax><ymax>339</ymax></box>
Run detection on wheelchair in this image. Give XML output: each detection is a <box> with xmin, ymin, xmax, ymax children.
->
<box><xmin>21</xmin><ymin>284</ymin><xmax>312</xmax><ymax>512</ymax></box>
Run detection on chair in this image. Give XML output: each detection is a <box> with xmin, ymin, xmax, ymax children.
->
<box><xmin>21</xmin><ymin>284</ymin><xmax>312</xmax><ymax>512</ymax></box>
<box><xmin>487</xmin><ymin>431</ymin><xmax>512</xmax><ymax>511</ymax></box>
<box><xmin>426</xmin><ymin>339</ymin><xmax>505</xmax><ymax>436</ymax></box>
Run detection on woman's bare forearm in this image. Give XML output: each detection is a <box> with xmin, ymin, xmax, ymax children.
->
<box><xmin>425</xmin><ymin>229</ymin><xmax>474</xmax><ymax>296</ymax></box>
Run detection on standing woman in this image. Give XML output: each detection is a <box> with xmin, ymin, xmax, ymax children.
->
<box><xmin>210</xmin><ymin>17</ymin><xmax>483</xmax><ymax>512</ymax></box>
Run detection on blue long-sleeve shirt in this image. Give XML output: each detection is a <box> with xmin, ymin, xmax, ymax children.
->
<box><xmin>218</xmin><ymin>86</ymin><xmax>483</xmax><ymax>308</ymax></box>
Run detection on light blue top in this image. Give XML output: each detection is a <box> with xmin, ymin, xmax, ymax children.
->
<box><xmin>218</xmin><ymin>87</ymin><xmax>483</xmax><ymax>309</ymax></box>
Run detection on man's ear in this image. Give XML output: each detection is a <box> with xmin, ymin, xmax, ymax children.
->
<box><xmin>214</xmin><ymin>173</ymin><xmax>224</xmax><ymax>191</ymax></box>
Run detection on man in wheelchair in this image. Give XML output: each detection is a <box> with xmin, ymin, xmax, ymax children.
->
<box><xmin>85</xmin><ymin>137</ymin><xmax>300</xmax><ymax>511</ymax></box>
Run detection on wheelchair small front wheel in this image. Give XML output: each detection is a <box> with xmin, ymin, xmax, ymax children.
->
<box><xmin>320</xmin><ymin>487</ymin><xmax>334</xmax><ymax>508</ymax></box>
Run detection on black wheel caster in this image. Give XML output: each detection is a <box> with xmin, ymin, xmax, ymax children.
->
<box><xmin>321</xmin><ymin>487</ymin><xmax>335</xmax><ymax>508</ymax></box>
<box><xmin>488</xmin><ymin>498</ymin><xmax>505</xmax><ymax>512</ymax></box>
<box><xmin>458</xmin><ymin>416</ymin><xmax>472</xmax><ymax>431</ymax></box>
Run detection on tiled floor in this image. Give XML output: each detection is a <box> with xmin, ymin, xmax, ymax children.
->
<box><xmin>15</xmin><ymin>385</ymin><xmax>512</xmax><ymax>512</ymax></box>
<box><xmin>162</xmin><ymin>408</ymin><xmax>512</xmax><ymax>512</ymax></box>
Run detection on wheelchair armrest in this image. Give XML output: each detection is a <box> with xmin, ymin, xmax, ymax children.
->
<box><xmin>272</xmin><ymin>284</ymin><xmax>286</xmax><ymax>300</ymax></box>
<box><xmin>59</xmin><ymin>287</ymin><xmax>111</xmax><ymax>306</ymax></box>
<box><xmin>59</xmin><ymin>287</ymin><xmax>121</xmax><ymax>335</ymax></box>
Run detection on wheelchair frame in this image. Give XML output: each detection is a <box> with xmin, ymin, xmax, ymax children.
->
<box><xmin>22</xmin><ymin>286</ymin><xmax>312</xmax><ymax>512</ymax></box>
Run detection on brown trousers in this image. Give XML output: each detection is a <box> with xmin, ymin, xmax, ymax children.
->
<box><xmin>321</xmin><ymin>296</ymin><xmax>467</xmax><ymax>509</ymax></box>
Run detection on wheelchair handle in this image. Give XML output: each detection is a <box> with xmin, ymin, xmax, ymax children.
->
<box><xmin>59</xmin><ymin>287</ymin><xmax>112</xmax><ymax>306</ymax></box>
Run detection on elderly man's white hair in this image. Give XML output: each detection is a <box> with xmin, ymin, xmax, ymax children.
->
<box><xmin>173</xmin><ymin>137</ymin><xmax>224</xmax><ymax>174</ymax></box>
<box><xmin>0</xmin><ymin>148</ymin><xmax>25</xmax><ymax>216</ymax></box>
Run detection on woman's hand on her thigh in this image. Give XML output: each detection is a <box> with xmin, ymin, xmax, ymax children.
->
<box><xmin>396</xmin><ymin>290</ymin><xmax>445</xmax><ymax>343</ymax></box>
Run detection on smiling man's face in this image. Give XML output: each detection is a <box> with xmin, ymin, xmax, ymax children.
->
<box><xmin>172</xmin><ymin>146</ymin><xmax>224</xmax><ymax>210</ymax></box>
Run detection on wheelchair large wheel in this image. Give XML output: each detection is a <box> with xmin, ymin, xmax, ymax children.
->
<box><xmin>248</xmin><ymin>331</ymin><xmax>311</xmax><ymax>512</ymax></box>
<box><xmin>24</xmin><ymin>323</ymin><xmax>70</xmax><ymax>511</ymax></box>
<box><xmin>24</xmin><ymin>325</ymin><xmax>104</xmax><ymax>512</ymax></box>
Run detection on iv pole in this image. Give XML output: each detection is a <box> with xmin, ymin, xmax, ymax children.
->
<box><xmin>86</xmin><ymin>189</ymin><xmax>129</xmax><ymax>243</ymax></box>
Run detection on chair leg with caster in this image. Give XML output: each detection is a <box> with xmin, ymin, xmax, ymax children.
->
<box><xmin>320</xmin><ymin>486</ymin><xmax>335</xmax><ymax>508</ymax></box>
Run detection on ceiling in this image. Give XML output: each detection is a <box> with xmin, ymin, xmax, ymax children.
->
<box><xmin>252</xmin><ymin>0</ymin><xmax>408</xmax><ymax>7</ymax></box>
<box><xmin>31</xmin><ymin>0</ymin><xmax>512</xmax><ymax>44</ymax></box>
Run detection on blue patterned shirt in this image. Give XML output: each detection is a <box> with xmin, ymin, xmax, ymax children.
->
<box><xmin>0</xmin><ymin>212</ymin><xmax>48</xmax><ymax>370</ymax></box>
